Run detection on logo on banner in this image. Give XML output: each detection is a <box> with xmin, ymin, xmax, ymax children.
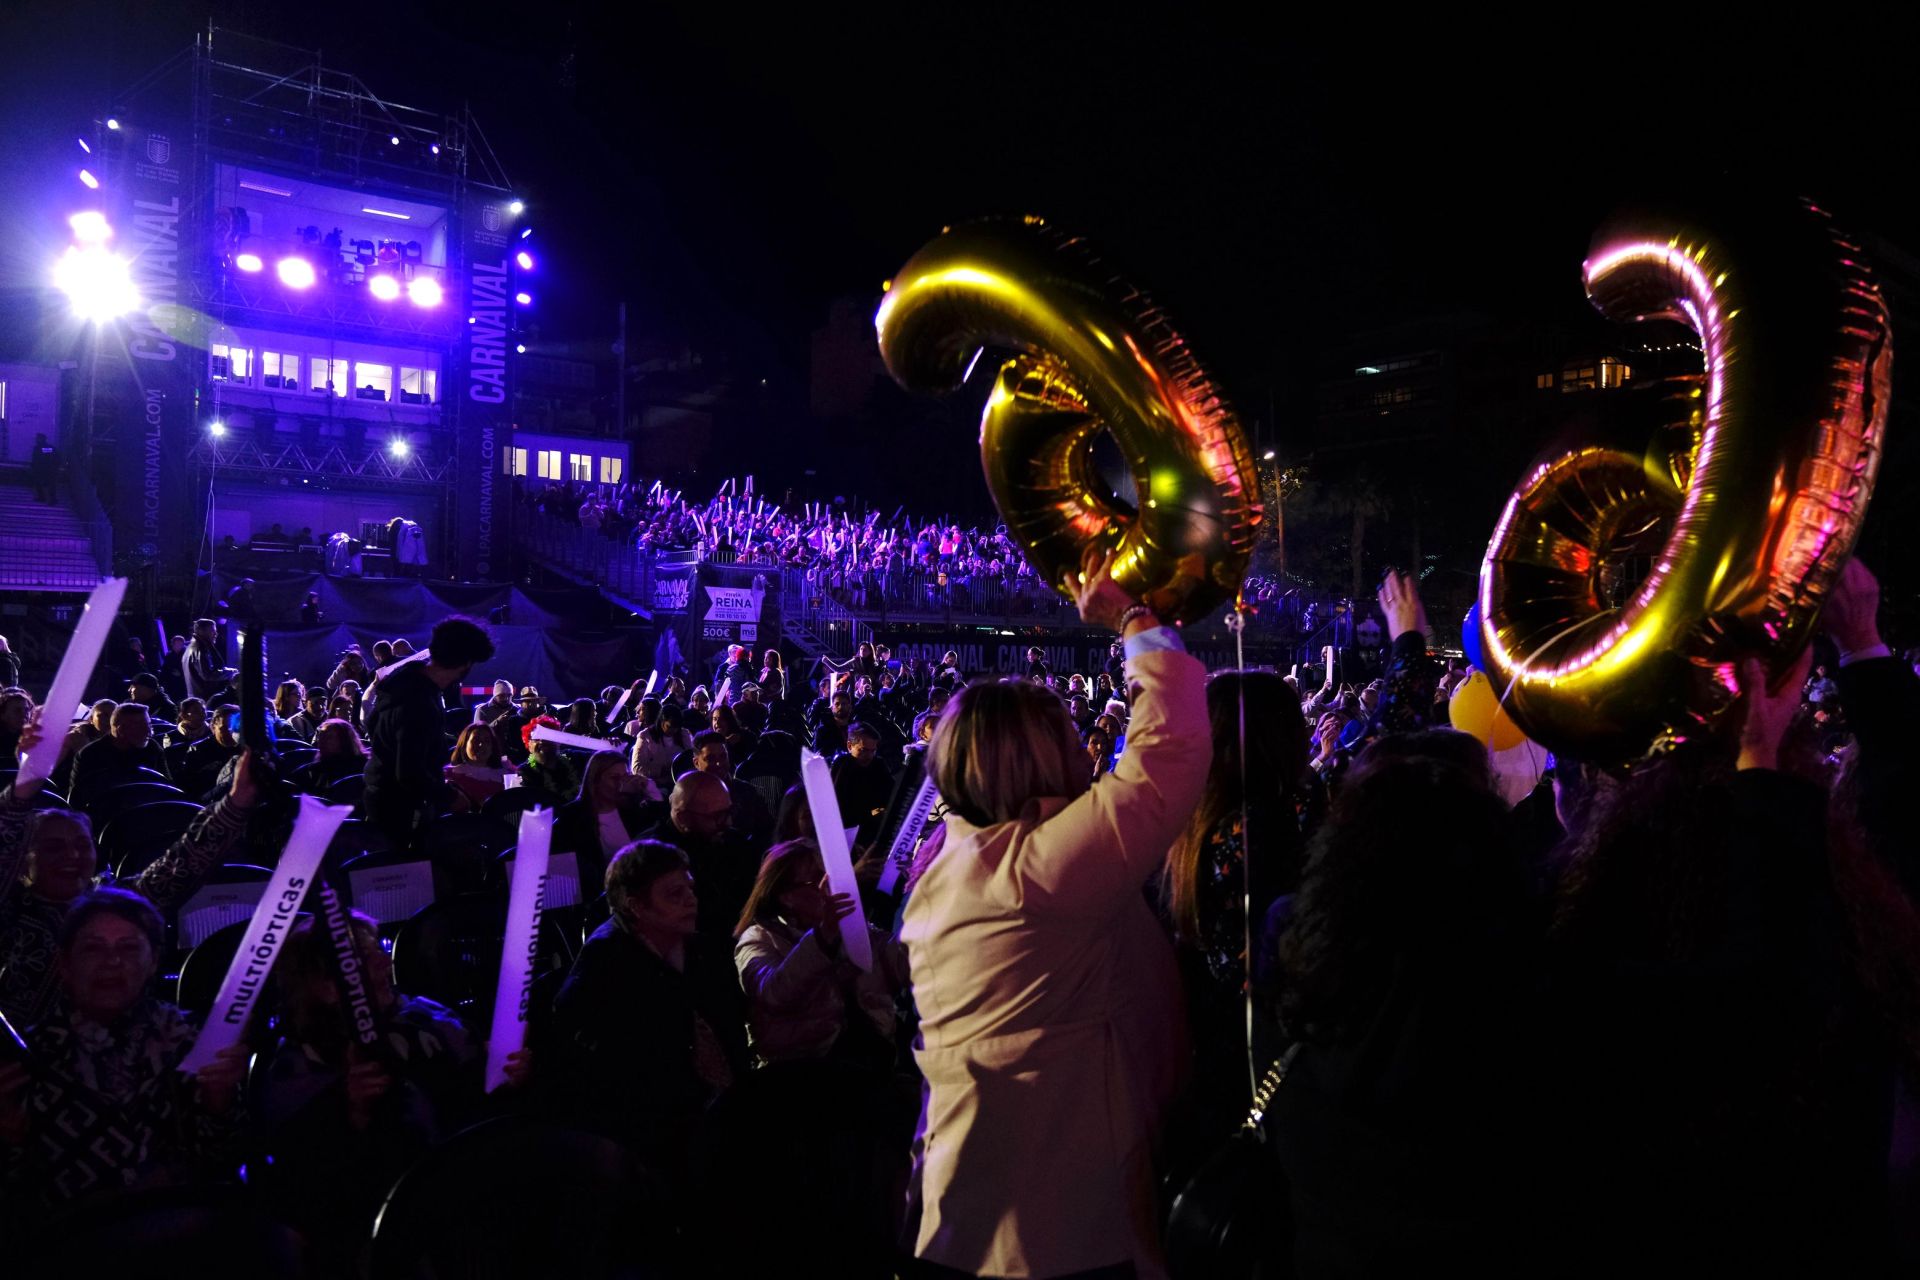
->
<box><xmin>652</xmin><ymin>574</ymin><xmax>692</xmax><ymax>612</ymax></box>
<box><xmin>481</xmin><ymin>204</ymin><xmax>502</xmax><ymax>232</ymax></box>
<box><xmin>704</xmin><ymin>585</ymin><xmax>762</xmax><ymax>623</ymax></box>
<box><xmin>145</xmin><ymin>133</ymin><xmax>172</xmax><ymax>165</ymax></box>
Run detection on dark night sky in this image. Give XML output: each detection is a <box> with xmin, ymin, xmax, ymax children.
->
<box><xmin>6</xmin><ymin>6</ymin><xmax>1920</xmax><ymax>508</ymax></box>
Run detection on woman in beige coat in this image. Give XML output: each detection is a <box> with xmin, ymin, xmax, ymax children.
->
<box><xmin>902</xmin><ymin>550</ymin><xmax>1211</xmax><ymax>1279</ymax></box>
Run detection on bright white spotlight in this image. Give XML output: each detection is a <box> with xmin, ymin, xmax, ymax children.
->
<box><xmin>106</xmin><ymin>118</ymin><xmax>120</xmax><ymax>131</ymax></box>
<box><xmin>507</xmin><ymin>199</ymin><xmax>524</xmax><ymax>215</ymax></box>
<box><xmin>78</xmin><ymin>169</ymin><xmax>99</xmax><ymax>190</ymax></box>
<box><xmin>53</xmin><ymin>245</ymin><xmax>139</xmax><ymax>323</ymax></box>
<box><xmin>68</xmin><ymin>211</ymin><xmax>111</xmax><ymax>243</ymax></box>
<box><xmin>208</xmin><ymin>420</ymin><xmax>228</xmax><ymax>438</ymax></box>
<box><xmin>515</xmin><ymin>343</ymin><xmax>526</xmax><ymax>354</ymax></box>
<box><xmin>515</xmin><ymin>250</ymin><xmax>533</xmax><ymax>270</ymax></box>
<box><xmin>407</xmin><ymin>277</ymin><xmax>443</xmax><ymax>307</ymax></box>
<box><xmin>234</xmin><ymin>252</ymin><xmax>264</xmax><ymax>273</ymax></box>
<box><xmin>389</xmin><ymin>438</ymin><xmax>410</xmax><ymax>458</ymax></box>
<box><xmin>1262</xmin><ymin>450</ymin><xmax>1276</xmax><ymax>461</ymax></box>
<box><xmin>389</xmin><ymin>134</ymin><xmax>400</xmax><ymax>146</ymax></box>
<box><xmin>520</xmin><ymin>227</ymin><xmax>532</xmax><ymax>240</ymax></box>
<box><xmin>368</xmin><ymin>274</ymin><xmax>401</xmax><ymax>302</ymax></box>
<box><xmin>77</xmin><ymin>137</ymin><xmax>91</xmax><ymax>154</ymax></box>
<box><xmin>430</xmin><ymin>143</ymin><xmax>441</xmax><ymax>155</ymax></box>
<box><xmin>276</xmin><ymin>257</ymin><xmax>317</xmax><ymax>289</ymax></box>
<box><xmin>514</xmin><ymin>291</ymin><xmax>531</xmax><ymax>306</ymax></box>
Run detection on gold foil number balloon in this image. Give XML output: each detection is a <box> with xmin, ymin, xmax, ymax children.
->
<box><xmin>1480</xmin><ymin>200</ymin><xmax>1891</xmax><ymax>760</ymax></box>
<box><xmin>874</xmin><ymin>218</ymin><xmax>1262</xmax><ymax>625</ymax></box>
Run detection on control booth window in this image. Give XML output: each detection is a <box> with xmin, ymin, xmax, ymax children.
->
<box><xmin>262</xmin><ymin>351</ymin><xmax>301</xmax><ymax>390</ymax></box>
<box><xmin>400</xmin><ymin>366</ymin><xmax>438</xmax><ymax>405</ymax></box>
<box><xmin>211</xmin><ymin>344</ymin><xmax>253</xmax><ymax>382</ymax></box>
<box><xmin>599</xmin><ymin>456</ymin><xmax>623</xmax><ymax>484</ymax></box>
<box><xmin>504</xmin><ymin>446</ymin><xmax>528</xmax><ymax>476</ymax></box>
<box><xmin>310</xmin><ymin>357</ymin><xmax>348</xmax><ymax>397</ymax></box>
<box><xmin>355</xmin><ymin>362</ymin><xmax>394</xmax><ymax>402</ymax></box>
<box><xmin>536</xmin><ymin>449</ymin><xmax>561</xmax><ymax>480</ymax></box>
<box><xmin>569</xmin><ymin>452</ymin><xmax>593</xmax><ymax>482</ymax></box>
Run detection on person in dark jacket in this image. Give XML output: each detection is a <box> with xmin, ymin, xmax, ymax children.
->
<box><xmin>362</xmin><ymin>616</ymin><xmax>495</xmax><ymax>848</ymax></box>
<box><xmin>830</xmin><ymin>723</ymin><xmax>894</xmax><ymax>847</ymax></box>
<box><xmin>69</xmin><ymin>703</ymin><xmax>172</xmax><ymax>816</ymax></box>
<box><xmin>554</xmin><ymin>751</ymin><xmax>666</xmax><ymax>893</ymax></box>
<box><xmin>548</xmin><ymin>840</ymin><xmax>749</xmax><ymax>1173</ymax></box>
<box><xmin>124</xmin><ymin>672</ymin><xmax>178</xmax><ymax>728</ymax></box>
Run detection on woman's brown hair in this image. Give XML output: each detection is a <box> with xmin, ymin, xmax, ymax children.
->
<box><xmin>1165</xmin><ymin>670</ymin><xmax>1309</xmax><ymax>941</ymax></box>
<box><xmin>929</xmin><ymin>679</ymin><xmax>1086</xmax><ymax>828</ymax></box>
<box><xmin>734</xmin><ymin>837</ymin><xmax>823</xmax><ymax>937</ymax></box>
<box><xmin>451</xmin><ymin>722</ymin><xmax>498</xmax><ymax>764</ymax></box>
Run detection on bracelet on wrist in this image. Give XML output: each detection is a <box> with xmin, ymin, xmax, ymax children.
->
<box><xmin>1117</xmin><ymin>603</ymin><xmax>1158</xmax><ymax>632</ymax></box>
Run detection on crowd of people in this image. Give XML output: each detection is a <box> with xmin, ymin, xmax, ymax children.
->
<box><xmin>524</xmin><ymin>476</ymin><xmax>1088</xmax><ymax>615</ymax></box>
<box><xmin>0</xmin><ymin>546</ymin><xmax>1915</xmax><ymax>1277</ymax></box>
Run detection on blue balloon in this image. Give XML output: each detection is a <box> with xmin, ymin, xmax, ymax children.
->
<box><xmin>1337</xmin><ymin>717</ymin><xmax>1368</xmax><ymax>750</ymax></box>
<box><xmin>1461</xmin><ymin>601</ymin><xmax>1488</xmax><ymax>673</ymax></box>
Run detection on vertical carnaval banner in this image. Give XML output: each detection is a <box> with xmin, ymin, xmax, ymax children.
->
<box><xmin>106</xmin><ymin>73</ymin><xmax>199</xmax><ymax>572</ymax></box>
<box><xmin>453</xmin><ymin>193</ymin><xmax>515</xmax><ymax>580</ymax></box>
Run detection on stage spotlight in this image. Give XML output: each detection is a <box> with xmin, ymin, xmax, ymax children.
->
<box><xmin>276</xmin><ymin>257</ymin><xmax>317</xmax><ymax>289</ymax></box>
<box><xmin>78</xmin><ymin>169</ymin><xmax>99</xmax><ymax>190</ymax></box>
<box><xmin>430</xmin><ymin>143</ymin><xmax>441</xmax><ymax>155</ymax></box>
<box><xmin>208</xmin><ymin>420</ymin><xmax>228</xmax><ymax>438</ymax></box>
<box><xmin>520</xmin><ymin>227</ymin><xmax>532</xmax><ymax>239</ymax></box>
<box><xmin>507</xmin><ymin>199</ymin><xmax>524</xmax><ymax>215</ymax></box>
<box><xmin>515</xmin><ymin>343</ymin><xmax>526</xmax><ymax>354</ymax></box>
<box><xmin>514</xmin><ymin>291</ymin><xmax>531</xmax><ymax>306</ymax></box>
<box><xmin>234</xmin><ymin>252</ymin><xmax>264</xmax><ymax>272</ymax></box>
<box><xmin>106</xmin><ymin>118</ymin><xmax>120</xmax><ymax>130</ymax></box>
<box><xmin>68</xmin><ymin>211</ymin><xmax>111</xmax><ymax>243</ymax></box>
<box><xmin>368</xmin><ymin>274</ymin><xmax>401</xmax><ymax>301</ymax></box>
<box><xmin>515</xmin><ymin>250</ymin><xmax>533</xmax><ymax>270</ymax></box>
<box><xmin>407</xmin><ymin>277</ymin><xmax>443</xmax><ymax>307</ymax></box>
<box><xmin>1263</xmin><ymin>450</ymin><xmax>1276</xmax><ymax>461</ymax></box>
<box><xmin>389</xmin><ymin>134</ymin><xmax>400</xmax><ymax>146</ymax></box>
<box><xmin>77</xmin><ymin>137</ymin><xmax>91</xmax><ymax>154</ymax></box>
<box><xmin>389</xmin><ymin>438</ymin><xmax>410</xmax><ymax>458</ymax></box>
<box><xmin>53</xmin><ymin>245</ymin><xmax>139</xmax><ymax>323</ymax></box>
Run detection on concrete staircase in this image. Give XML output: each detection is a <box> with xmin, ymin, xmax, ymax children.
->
<box><xmin>0</xmin><ymin>473</ymin><xmax>106</xmax><ymax>592</ymax></box>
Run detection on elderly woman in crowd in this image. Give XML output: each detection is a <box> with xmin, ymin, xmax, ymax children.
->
<box><xmin>903</xmin><ymin>548</ymin><xmax>1210</xmax><ymax>1279</ymax></box>
<box><xmin>733</xmin><ymin>838</ymin><xmax>905</xmax><ymax>1067</ymax></box>
<box><xmin>0</xmin><ymin>888</ymin><xmax>249</xmax><ymax>1221</ymax></box>
<box><xmin>0</xmin><ymin>718</ymin><xmax>261</xmax><ymax>1025</ymax></box>
<box><xmin>549</xmin><ymin>840</ymin><xmax>748</xmax><ymax>1172</ymax></box>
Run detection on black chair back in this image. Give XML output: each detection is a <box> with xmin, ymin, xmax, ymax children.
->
<box><xmin>23</xmin><ymin>1187</ymin><xmax>303</xmax><ymax>1279</ymax></box>
<box><xmin>480</xmin><ymin>787</ymin><xmax>547</xmax><ymax>823</ymax></box>
<box><xmin>101</xmin><ymin>800</ymin><xmax>205</xmax><ymax>873</ymax></box>
<box><xmin>92</xmin><ymin>780</ymin><xmax>189</xmax><ymax>823</ymax></box>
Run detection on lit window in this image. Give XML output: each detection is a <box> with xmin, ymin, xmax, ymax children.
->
<box><xmin>504</xmin><ymin>446</ymin><xmax>528</xmax><ymax>476</ymax></box>
<box><xmin>355</xmin><ymin>363</ymin><xmax>393</xmax><ymax>402</ymax></box>
<box><xmin>211</xmin><ymin>343</ymin><xmax>253</xmax><ymax>381</ymax></box>
<box><xmin>536</xmin><ymin>449</ymin><xmax>561</xmax><ymax>480</ymax></box>
<box><xmin>569</xmin><ymin>452</ymin><xmax>592</xmax><ymax>482</ymax></box>
<box><xmin>599</xmin><ymin>456</ymin><xmax>623</xmax><ymax>484</ymax></box>
<box><xmin>1598</xmin><ymin>358</ymin><xmax>1632</xmax><ymax>390</ymax></box>
<box><xmin>400</xmin><ymin>366</ymin><xmax>438</xmax><ymax>405</ymax></box>
<box><xmin>310</xmin><ymin>357</ymin><xmax>347</xmax><ymax>397</ymax></box>
<box><xmin>261</xmin><ymin>351</ymin><xmax>301</xmax><ymax>389</ymax></box>
<box><xmin>1535</xmin><ymin>373</ymin><xmax>1553</xmax><ymax>389</ymax></box>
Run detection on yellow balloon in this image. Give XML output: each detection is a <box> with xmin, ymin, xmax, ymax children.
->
<box><xmin>1450</xmin><ymin>671</ymin><xmax>1526</xmax><ymax>751</ymax></box>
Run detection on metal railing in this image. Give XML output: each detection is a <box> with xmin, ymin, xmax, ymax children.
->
<box><xmin>521</xmin><ymin>512</ymin><xmax>663</xmax><ymax>605</ymax></box>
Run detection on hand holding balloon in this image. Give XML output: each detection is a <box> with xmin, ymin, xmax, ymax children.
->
<box><xmin>1735</xmin><ymin>648</ymin><xmax>1814</xmax><ymax>773</ymax></box>
<box><xmin>1819</xmin><ymin>559</ymin><xmax>1882</xmax><ymax>658</ymax></box>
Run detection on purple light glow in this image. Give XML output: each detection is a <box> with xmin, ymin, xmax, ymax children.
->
<box><xmin>514</xmin><ymin>291</ymin><xmax>531</xmax><ymax>306</ymax></box>
<box><xmin>408</xmin><ymin>277</ymin><xmax>444</xmax><ymax>307</ymax></box>
<box><xmin>234</xmin><ymin>252</ymin><xmax>264</xmax><ymax>273</ymax></box>
<box><xmin>68</xmin><ymin>211</ymin><xmax>111</xmax><ymax>243</ymax></box>
<box><xmin>368</xmin><ymin>274</ymin><xmax>402</xmax><ymax>302</ymax></box>
<box><xmin>515</xmin><ymin>251</ymin><xmax>533</xmax><ymax>270</ymax></box>
<box><xmin>78</xmin><ymin>169</ymin><xmax>99</xmax><ymax>190</ymax></box>
<box><xmin>77</xmin><ymin>137</ymin><xmax>90</xmax><ymax>154</ymax></box>
<box><xmin>276</xmin><ymin>257</ymin><xmax>317</xmax><ymax>289</ymax></box>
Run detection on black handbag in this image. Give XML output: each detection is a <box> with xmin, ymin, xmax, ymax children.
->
<box><xmin>1163</xmin><ymin>1044</ymin><xmax>1300</xmax><ymax>1280</ymax></box>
